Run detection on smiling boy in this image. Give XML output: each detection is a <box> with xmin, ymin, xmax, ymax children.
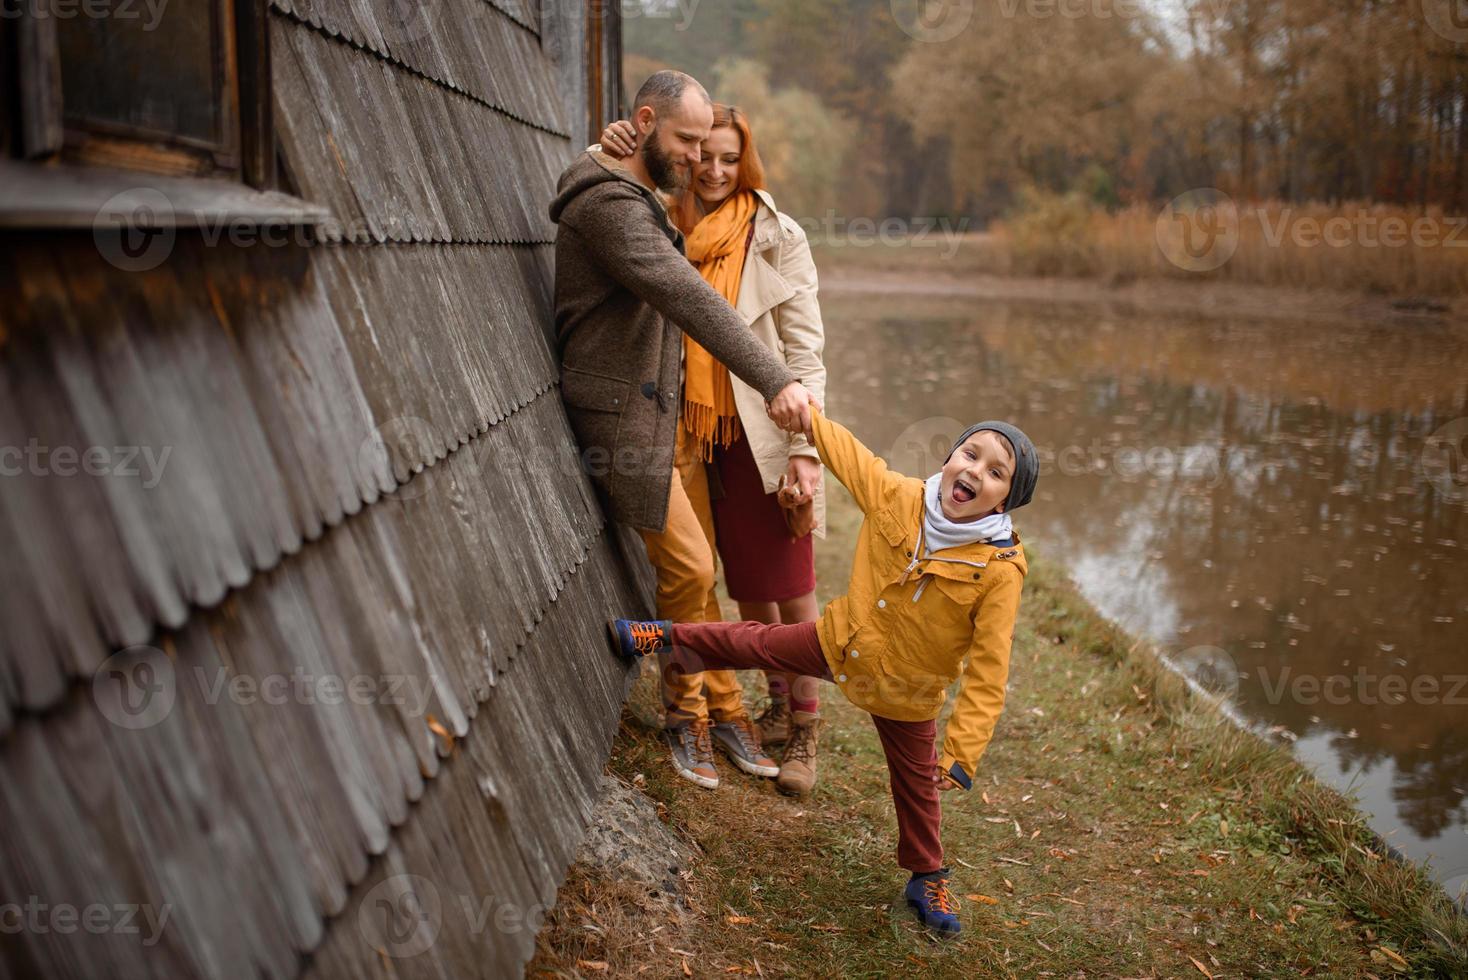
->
<box><xmin>609</xmin><ymin>405</ymin><xmax>1039</xmax><ymax>936</ymax></box>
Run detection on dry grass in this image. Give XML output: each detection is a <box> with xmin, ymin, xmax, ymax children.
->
<box><xmin>996</xmin><ymin>194</ymin><xmax>1468</xmax><ymax>298</ymax></box>
<box><xmin>809</xmin><ymin>195</ymin><xmax>1468</xmax><ymax>301</ymax></box>
<box><xmin>531</xmin><ymin>484</ymin><xmax>1468</xmax><ymax>979</ymax></box>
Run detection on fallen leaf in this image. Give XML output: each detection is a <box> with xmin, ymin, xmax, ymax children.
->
<box><xmin>425</xmin><ymin>715</ymin><xmax>454</xmax><ymax>753</ymax></box>
<box><xmin>1190</xmin><ymin>955</ymin><xmax>1214</xmax><ymax>978</ymax></box>
<box><xmin>682</xmin><ymin>957</ymin><xmax>692</xmax><ymax>976</ymax></box>
<box><xmin>577</xmin><ymin>961</ymin><xmax>608</xmax><ymax>972</ymax></box>
<box><xmin>966</xmin><ymin>894</ymin><xmax>1000</xmax><ymax>905</ymax></box>
<box><xmin>725</xmin><ymin>915</ymin><xmax>753</xmax><ymax>925</ymax></box>
<box><xmin>1378</xmin><ymin>947</ymin><xmax>1408</xmax><ymax>967</ymax></box>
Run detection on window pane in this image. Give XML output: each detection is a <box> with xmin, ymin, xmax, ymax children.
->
<box><xmin>57</xmin><ymin>2</ymin><xmax>224</xmax><ymax>147</ymax></box>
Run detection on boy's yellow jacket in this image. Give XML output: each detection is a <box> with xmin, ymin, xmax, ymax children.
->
<box><xmin>809</xmin><ymin>408</ymin><xmax>1027</xmax><ymax>789</ymax></box>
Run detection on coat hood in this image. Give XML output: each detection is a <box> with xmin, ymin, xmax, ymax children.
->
<box><xmin>549</xmin><ymin>150</ymin><xmax>652</xmax><ymax>224</ymax></box>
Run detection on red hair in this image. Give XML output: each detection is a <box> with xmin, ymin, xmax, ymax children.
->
<box><xmin>672</xmin><ymin>103</ymin><xmax>766</xmax><ymax>235</ymax></box>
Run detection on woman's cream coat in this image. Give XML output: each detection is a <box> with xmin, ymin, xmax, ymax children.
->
<box><xmin>728</xmin><ymin>189</ymin><xmax>829</xmax><ymax>537</ymax></box>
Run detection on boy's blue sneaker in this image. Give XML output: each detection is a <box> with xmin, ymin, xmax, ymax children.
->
<box><xmin>607</xmin><ymin>618</ymin><xmax>673</xmax><ymax>659</ymax></box>
<box><xmin>904</xmin><ymin>868</ymin><xmax>962</xmax><ymax>936</ymax></box>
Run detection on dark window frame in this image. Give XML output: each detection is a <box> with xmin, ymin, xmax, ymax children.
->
<box><xmin>6</xmin><ymin>0</ymin><xmax>275</xmax><ymax>189</ymax></box>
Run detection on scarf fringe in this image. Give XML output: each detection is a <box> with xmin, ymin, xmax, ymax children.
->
<box><xmin>682</xmin><ymin>400</ymin><xmax>744</xmax><ymax>462</ymax></box>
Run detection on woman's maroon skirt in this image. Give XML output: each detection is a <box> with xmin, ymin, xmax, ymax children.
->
<box><xmin>712</xmin><ymin>433</ymin><xmax>816</xmax><ymax>603</ymax></box>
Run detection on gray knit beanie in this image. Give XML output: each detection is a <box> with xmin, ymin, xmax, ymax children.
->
<box><xmin>946</xmin><ymin>421</ymin><xmax>1039</xmax><ymax>513</ymax></box>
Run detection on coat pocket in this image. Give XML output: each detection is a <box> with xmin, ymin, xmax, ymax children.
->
<box><xmin>934</xmin><ymin>576</ymin><xmax>983</xmax><ymax>609</ymax></box>
<box><xmin>561</xmin><ymin>368</ymin><xmax>630</xmax><ymax>413</ymax></box>
<box><xmin>873</xmin><ymin>506</ymin><xmax>909</xmax><ymax>549</ymax></box>
<box><xmin>560</xmin><ymin>368</ymin><xmax>631</xmax><ymax>497</ymax></box>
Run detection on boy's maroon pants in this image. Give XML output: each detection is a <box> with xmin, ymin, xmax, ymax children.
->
<box><xmin>668</xmin><ymin>619</ymin><xmax>945</xmax><ymax>874</ymax></box>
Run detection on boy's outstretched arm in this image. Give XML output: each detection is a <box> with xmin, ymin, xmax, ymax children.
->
<box><xmin>808</xmin><ymin>405</ymin><xmax>908</xmax><ymax>514</ymax></box>
<box><xmin>938</xmin><ymin>570</ymin><xmax>1024</xmax><ymax>789</ymax></box>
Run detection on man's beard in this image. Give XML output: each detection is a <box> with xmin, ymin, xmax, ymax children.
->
<box><xmin>641</xmin><ymin>126</ymin><xmax>687</xmax><ymax>193</ymax></box>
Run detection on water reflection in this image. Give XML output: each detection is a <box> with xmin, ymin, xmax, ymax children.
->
<box><xmin>821</xmin><ymin>293</ymin><xmax>1468</xmax><ymax>878</ymax></box>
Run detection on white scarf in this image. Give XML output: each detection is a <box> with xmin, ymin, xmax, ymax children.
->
<box><xmin>922</xmin><ymin>474</ymin><xmax>1013</xmax><ymax>556</ymax></box>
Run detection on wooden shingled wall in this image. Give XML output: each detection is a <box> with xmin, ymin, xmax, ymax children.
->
<box><xmin>0</xmin><ymin>2</ymin><xmax>649</xmax><ymax>977</ymax></box>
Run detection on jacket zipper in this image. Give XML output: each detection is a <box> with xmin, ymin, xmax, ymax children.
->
<box><xmin>901</xmin><ymin>524</ymin><xmax>989</xmax><ymax>602</ymax></box>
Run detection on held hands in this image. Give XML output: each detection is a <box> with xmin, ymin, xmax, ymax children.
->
<box><xmin>936</xmin><ymin>765</ymin><xmax>961</xmax><ymax>793</ymax></box>
<box><xmin>779</xmin><ymin>455</ymin><xmax>822</xmax><ymax>505</ymax></box>
<box><xmin>765</xmin><ymin>381</ymin><xmax>819</xmax><ymax>440</ymax></box>
<box><xmin>776</xmin><ymin>455</ymin><xmax>822</xmax><ymax>539</ymax></box>
<box><xmin>599</xmin><ymin>119</ymin><xmax>638</xmax><ymax>159</ymax></box>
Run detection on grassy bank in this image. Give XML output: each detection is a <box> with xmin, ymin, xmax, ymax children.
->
<box><xmin>807</xmin><ymin>196</ymin><xmax>1468</xmax><ymax>306</ymax></box>
<box><xmin>1000</xmin><ymin>196</ymin><xmax>1468</xmax><ymax>299</ymax></box>
<box><xmin>531</xmin><ymin>482</ymin><xmax>1467</xmax><ymax>978</ymax></box>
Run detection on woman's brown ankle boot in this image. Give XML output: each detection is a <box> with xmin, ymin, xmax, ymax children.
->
<box><xmin>755</xmin><ymin>698</ymin><xmax>791</xmax><ymax>747</ymax></box>
<box><xmin>775</xmin><ymin>712</ymin><xmax>820</xmax><ymax>797</ymax></box>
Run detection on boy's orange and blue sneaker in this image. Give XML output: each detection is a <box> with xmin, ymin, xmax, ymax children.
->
<box><xmin>607</xmin><ymin>618</ymin><xmax>673</xmax><ymax>659</ymax></box>
<box><xmin>904</xmin><ymin>868</ymin><xmax>962</xmax><ymax>936</ymax></box>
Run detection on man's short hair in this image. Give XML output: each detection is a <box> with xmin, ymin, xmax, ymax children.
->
<box><xmin>633</xmin><ymin>70</ymin><xmax>710</xmax><ymax>118</ymax></box>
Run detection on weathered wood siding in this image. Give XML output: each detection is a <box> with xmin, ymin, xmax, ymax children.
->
<box><xmin>0</xmin><ymin>3</ymin><xmax>648</xmax><ymax>977</ymax></box>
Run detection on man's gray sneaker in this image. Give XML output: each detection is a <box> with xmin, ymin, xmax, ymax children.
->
<box><xmin>666</xmin><ymin>720</ymin><xmax>718</xmax><ymax>789</ymax></box>
<box><xmin>711</xmin><ymin>717</ymin><xmax>779</xmax><ymax>778</ymax></box>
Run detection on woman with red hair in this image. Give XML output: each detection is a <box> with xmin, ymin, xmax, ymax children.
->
<box><xmin>599</xmin><ymin>105</ymin><xmax>829</xmax><ymax>797</ymax></box>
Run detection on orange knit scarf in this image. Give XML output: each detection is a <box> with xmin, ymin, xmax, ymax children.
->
<box><xmin>682</xmin><ymin>190</ymin><xmax>758</xmax><ymax>461</ymax></box>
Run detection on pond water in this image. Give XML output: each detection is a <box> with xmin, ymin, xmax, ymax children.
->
<box><xmin>819</xmin><ymin>290</ymin><xmax>1468</xmax><ymax>889</ymax></box>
